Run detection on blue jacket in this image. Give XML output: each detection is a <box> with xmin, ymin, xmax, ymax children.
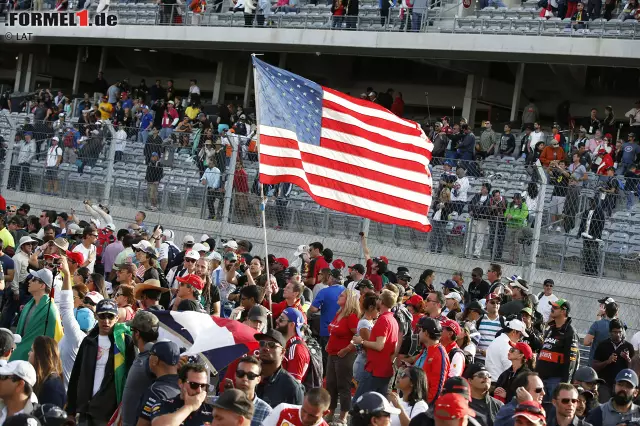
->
<box><xmin>494</xmin><ymin>397</ymin><xmax>517</xmax><ymax>426</ymax></box>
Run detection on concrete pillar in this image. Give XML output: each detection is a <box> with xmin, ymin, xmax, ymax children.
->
<box><xmin>243</xmin><ymin>60</ymin><xmax>252</xmax><ymax>109</ymax></box>
<box><xmin>212</xmin><ymin>61</ymin><xmax>224</xmax><ymax>105</ymax></box>
<box><xmin>510</xmin><ymin>63</ymin><xmax>525</xmax><ymax>122</ymax></box>
<box><xmin>22</xmin><ymin>54</ymin><xmax>34</xmax><ymax>93</ymax></box>
<box><xmin>73</xmin><ymin>47</ymin><xmax>82</xmax><ymax>95</ymax></box>
<box><xmin>461</xmin><ymin>74</ymin><xmax>479</xmax><ymax>128</ymax></box>
<box><xmin>13</xmin><ymin>53</ymin><xmax>23</xmax><ymax>93</ymax></box>
<box><xmin>98</xmin><ymin>47</ymin><xmax>108</xmax><ymax>72</ymax></box>
<box><xmin>278</xmin><ymin>53</ymin><xmax>287</xmax><ymax>69</ymax></box>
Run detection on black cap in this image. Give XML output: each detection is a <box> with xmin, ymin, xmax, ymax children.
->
<box><xmin>150</xmin><ymin>341</ymin><xmax>181</xmax><ymax>366</ymax></box>
<box><xmin>442</xmin><ymin>377</ymin><xmax>471</xmax><ymax>401</ymax></box>
<box><xmin>254</xmin><ymin>329</ymin><xmax>287</xmax><ymax>347</ymax></box>
<box><xmin>466</xmin><ymin>301</ymin><xmax>487</xmax><ymax>315</ymax></box>
<box><xmin>330</xmin><ymin>269</ymin><xmax>343</xmax><ymax>280</ymax></box>
<box><xmin>543</xmin><ymin>279</ymin><xmax>554</xmax><ymax>286</ymax></box>
<box><xmin>355</xmin><ymin>280</ymin><xmax>374</xmax><ymax>291</ymax></box>
<box><xmin>397</xmin><ymin>271</ymin><xmax>412</xmax><ymax>282</ymax></box>
<box><xmin>462</xmin><ymin>364</ymin><xmax>490</xmax><ymax>380</ymax></box>
<box><xmin>417</xmin><ymin>317</ymin><xmax>442</xmax><ymax>336</ymax></box>
<box><xmin>213</xmin><ymin>389</ymin><xmax>254</xmax><ymax>419</ymax></box>
<box><xmin>350</xmin><ymin>264</ymin><xmax>365</xmax><ymax>275</ymax></box>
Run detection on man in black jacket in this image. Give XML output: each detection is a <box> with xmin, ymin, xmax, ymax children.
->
<box><xmin>67</xmin><ymin>299</ymin><xmax>135</xmax><ymax>426</ymax></box>
<box><xmin>578</xmin><ymin>197</ymin><xmax>605</xmax><ymax>276</ymax></box>
<box><xmin>145</xmin><ymin>152</ymin><xmax>164</xmax><ymax>212</ymax></box>
<box><xmin>536</xmin><ymin>299</ymin><xmax>579</xmax><ymax>405</ymax></box>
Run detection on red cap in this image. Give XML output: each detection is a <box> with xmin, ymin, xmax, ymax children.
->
<box><xmin>509</xmin><ymin>341</ymin><xmax>534</xmax><ymax>360</ymax></box>
<box><xmin>405</xmin><ymin>294</ymin><xmax>423</xmax><ymax>307</ymax></box>
<box><xmin>486</xmin><ymin>292</ymin><xmax>501</xmax><ymax>302</ymax></box>
<box><xmin>441</xmin><ymin>318</ymin><xmax>462</xmax><ymax>336</ymax></box>
<box><xmin>44</xmin><ymin>253</ymin><xmax>61</xmax><ymax>259</ymax></box>
<box><xmin>434</xmin><ymin>393</ymin><xmax>475</xmax><ymax>420</ymax></box>
<box><xmin>332</xmin><ymin>259</ymin><xmax>346</xmax><ymax>270</ymax></box>
<box><xmin>514</xmin><ymin>401</ymin><xmax>546</xmax><ymax>424</ymax></box>
<box><xmin>274</xmin><ymin>257</ymin><xmax>289</xmax><ymax>268</ymax></box>
<box><xmin>65</xmin><ymin>250</ymin><xmax>85</xmax><ymax>265</ymax></box>
<box><xmin>176</xmin><ymin>274</ymin><xmax>205</xmax><ymax>291</ymax></box>
<box><xmin>0</xmin><ymin>195</ymin><xmax>6</xmax><ymax>212</ymax></box>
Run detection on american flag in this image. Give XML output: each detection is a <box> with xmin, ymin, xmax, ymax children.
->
<box><xmin>253</xmin><ymin>57</ymin><xmax>433</xmax><ymax>232</ymax></box>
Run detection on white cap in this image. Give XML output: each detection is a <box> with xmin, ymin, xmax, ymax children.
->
<box><xmin>192</xmin><ymin>243</ymin><xmax>208</xmax><ymax>253</ymax></box>
<box><xmin>85</xmin><ymin>291</ymin><xmax>104</xmax><ymax>304</ymax></box>
<box><xmin>207</xmin><ymin>251</ymin><xmax>222</xmax><ymax>262</ymax></box>
<box><xmin>223</xmin><ymin>240</ymin><xmax>238</xmax><ymax>250</ymax></box>
<box><xmin>163</xmin><ymin>230</ymin><xmax>174</xmax><ymax>240</ymax></box>
<box><xmin>294</xmin><ymin>244</ymin><xmax>308</xmax><ymax>257</ymax></box>
<box><xmin>52</xmin><ymin>136</ymin><xmax>59</xmax><ymax>142</ymax></box>
<box><xmin>506</xmin><ymin>319</ymin><xmax>529</xmax><ymax>337</ymax></box>
<box><xmin>67</xmin><ymin>223</ymin><xmax>82</xmax><ymax>235</ymax></box>
<box><xmin>445</xmin><ymin>292</ymin><xmax>462</xmax><ymax>303</ymax></box>
<box><xmin>0</xmin><ymin>361</ymin><xmax>37</xmax><ymax>387</ymax></box>
<box><xmin>0</xmin><ymin>328</ymin><xmax>21</xmax><ymax>347</ymax></box>
<box><xmin>105</xmin><ymin>223</ymin><xmax>116</xmax><ymax>232</ymax></box>
<box><xmin>200</xmin><ymin>234</ymin><xmax>210</xmax><ymax>242</ymax></box>
<box><xmin>132</xmin><ymin>240</ymin><xmax>153</xmax><ymax>251</ymax></box>
<box><xmin>90</xmin><ymin>218</ymin><xmax>101</xmax><ymax>228</ymax></box>
<box><xmin>183</xmin><ymin>235</ymin><xmax>195</xmax><ymax>245</ymax></box>
<box><xmin>30</xmin><ymin>268</ymin><xmax>53</xmax><ymax>289</ymax></box>
<box><xmin>185</xmin><ymin>250</ymin><xmax>200</xmax><ymax>261</ymax></box>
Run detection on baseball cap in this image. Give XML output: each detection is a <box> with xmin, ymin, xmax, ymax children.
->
<box><xmin>29</xmin><ymin>269</ymin><xmax>53</xmax><ymax>289</ymax></box>
<box><xmin>294</xmin><ymin>244</ymin><xmax>308</xmax><ymax>257</ymax></box>
<box><xmin>417</xmin><ymin>316</ymin><xmax>442</xmax><ymax>336</ymax></box>
<box><xmin>74</xmin><ymin>307</ymin><xmax>97</xmax><ymax>332</ymax></box>
<box><xmin>441</xmin><ymin>279</ymin><xmax>458</xmax><ymax>289</ymax></box>
<box><xmin>176</xmin><ymin>274</ymin><xmax>205</xmax><ymax>291</ymax></box>
<box><xmin>200</xmin><ymin>234</ymin><xmax>209</xmax><ymax>242</ymax></box>
<box><xmin>274</xmin><ymin>257</ymin><xmax>289</xmax><ymax>268</ymax></box>
<box><xmin>282</xmin><ymin>308</ymin><xmax>304</xmax><ymax>337</ymax></box>
<box><xmin>486</xmin><ymin>292</ymin><xmax>501</xmax><ymax>302</ymax></box>
<box><xmin>65</xmin><ymin>250</ymin><xmax>84</xmax><ymax>265</ymax></box>
<box><xmin>237</xmin><ymin>240</ymin><xmax>252</xmax><ymax>252</ymax></box>
<box><xmin>223</xmin><ymin>240</ymin><xmax>238</xmax><ymax>250</ymax></box>
<box><xmin>206</xmin><ymin>251</ymin><xmax>222</xmax><ymax>262</ymax></box>
<box><xmin>330</xmin><ymin>269</ymin><xmax>343</xmax><ymax>280</ymax></box>
<box><xmin>185</xmin><ymin>250</ymin><xmax>200</xmax><ymax>261</ymax></box>
<box><xmin>441</xmin><ymin>318</ymin><xmax>461</xmax><ymax>336</ymax></box>
<box><xmin>434</xmin><ymin>393</ymin><xmax>475</xmax><ymax>420</ymax></box>
<box><xmin>509</xmin><ymin>341</ymin><xmax>534</xmax><ymax>360</ymax></box>
<box><xmin>0</xmin><ymin>361</ymin><xmax>36</xmax><ymax>387</ymax></box>
<box><xmin>372</xmin><ymin>256</ymin><xmax>388</xmax><ymax>265</ymax></box>
<box><xmin>332</xmin><ymin>259</ymin><xmax>346</xmax><ymax>270</ymax></box>
<box><xmin>132</xmin><ymin>240</ymin><xmax>152</xmax><ymax>251</ymax></box>
<box><xmin>150</xmin><ymin>341</ymin><xmax>181</xmax><ymax>366</ymax></box>
<box><xmin>192</xmin><ymin>243</ymin><xmax>207</xmax><ymax>253</ymax></box>
<box><xmin>598</xmin><ymin>296</ymin><xmax>615</xmax><ymax>305</ymax></box>
<box><xmin>514</xmin><ymin>401</ymin><xmax>546</xmax><ymax>424</ymax></box>
<box><xmin>397</xmin><ymin>271</ymin><xmax>412</xmax><ymax>281</ymax></box>
<box><xmin>445</xmin><ymin>292</ymin><xmax>462</xmax><ymax>303</ymax></box>
<box><xmin>353</xmin><ymin>392</ymin><xmax>400</xmax><ymax>416</ymax></box>
<box><xmin>550</xmin><ymin>298</ymin><xmax>571</xmax><ymax>314</ymax></box>
<box><xmin>573</xmin><ymin>367</ymin><xmax>606</xmax><ymax>384</ymax></box>
<box><xmin>183</xmin><ymin>235</ymin><xmax>195</xmax><ymax>245</ymax></box>
<box><xmin>0</xmin><ymin>328</ymin><xmax>21</xmax><ymax>351</ymax></box>
<box><xmin>254</xmin><ymin>329</ymin><xmax>287</xmax><ymax>347</ymax></box>
<box><xmin>96</xmin><ymin>299</ymin><xmax>118</xmax><ymax>316</ymax></box>
<box><xmin>543</xmin><ymin>279</ymin><xmax>554</xmax><ymax>287</ymax></box>
<box><xmin>355</xmin><ymin>280</ymin><xmax>374</xmax><ymax>291</ymax></box>
<box><xmin>162</xmin><ymin>229</ymin><xmax>175</xmax><ymax>240</ymax></box>
<box><xmin>462</xmin><ymin>364</ymin><xmax>490</xmax><ymax>381</ymax></box>
<box><xmin>349</xmin><ymin>264</ymin><xmax>366</xmax><ymax>275</ymax></box>
<box><xmin>247</xmin><ymin>305</ymin><xmax>268</xmax><ymax>324</ymax></box>
<box><xmin>443</xmin><ymin>376</ymin><xmax>472</xmax><ymax>400</ymax></box>
<box><xmin>224</xmin><ymin>252</ymin><xmax>238</xmax><ymax>262</ymax></box>
<box><xmin>213</xmin><ymin>389</ymin><xmax>254</xmax><ymax>420</ymax></box>
<box><xmin>616</xmin><ymin>369</ymin><xmax>639</xmax><ymax>387</ymax></box>
<box><xmin>521</xmin><ymin>307</ymin><xmax>534</xmax><ymax>317</ymax></box>
<box><xmin>67</xmin><ymin>223</ymin><xmax>82</xmax><ymax>236</ymax></box>
<box><xmin>506</xmin><ymin>319</ymin><xmax>529</xmax><ymax>337</ymax></box>
<box><xmin>405</xmin><ymin>294</ymin><xmax>423</xmax><ymax>307</ymax></box>
<box><xmin>85</xmin><ymin>291</ymin><xmax>104</xmax><ymax>304</ymax></box>
<box><xmin>127</xmin><ymin>310</ymin><xmax>160</xmax><ymax>333</ymax></box>
<box><xmin>509</xmin><ymin>279</ymin><xmax>529</xmax><ymax>293</ymax></box>
<box><xmin>466</xmin><ymin>301</ymin><xmax>487</xmax><ymax>315</ymax></box>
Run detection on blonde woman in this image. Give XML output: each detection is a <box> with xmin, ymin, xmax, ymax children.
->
<box><xmin>325</xmin><ymin>289</ymin><xmax>361</xmax><ymax>425</ymax></box>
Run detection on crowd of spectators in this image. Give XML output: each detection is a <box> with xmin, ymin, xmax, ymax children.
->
<box><xmin>0</xmin><ymin>197</ymin><xmax>637</xmax><ymax>426</ymax></box>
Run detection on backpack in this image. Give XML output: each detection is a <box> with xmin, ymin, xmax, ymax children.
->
<box><xmin>449</xmin><ymin>347</ymin><xmax>472</xmax><ymax>376</ymax></box>
<box><xmin>394</xmin><ymin>305</ymin><xmax>415</xmax><ymax>356</ymax></box>
<box><xmin>293</xmin><ymin>336</ymin><xmax>323</xmax><ymax>390</ymax></box>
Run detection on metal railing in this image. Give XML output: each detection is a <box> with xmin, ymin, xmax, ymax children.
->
<box><xmin>3</xmin><ymin>4</ymin><xmax>639</xmax><ymax>39</ymax></box>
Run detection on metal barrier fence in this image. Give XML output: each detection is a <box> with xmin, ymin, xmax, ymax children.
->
<box><xmin>2</xmin><ymin>113</ymin><xmax>640</xmax><ymax>282</ymax></box>
<box><xmin>4</xmin><ymin>5</ymin><xmax>639</xmax><ymax>39</ymax></box>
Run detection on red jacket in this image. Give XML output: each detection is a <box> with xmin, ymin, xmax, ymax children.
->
<box><xmin>417</xmin><ymin>343</ymin><xmax>450</xmax><ymax>404</ymax></box>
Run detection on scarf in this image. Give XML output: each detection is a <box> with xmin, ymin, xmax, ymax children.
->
<box><xmin>112</xmin><ymin>322</ymin><xmax>131</xmax><ymax>403</ymax></box>
<box><xmin>11</xmin><ymin>295</ymin><xmax>64</xmax><ymax>361</ymax></box>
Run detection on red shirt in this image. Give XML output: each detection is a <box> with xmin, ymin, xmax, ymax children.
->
<box><xmin>411</xmin><ymin>313</ymin><xmax>425</xmax><ymax>330</ymax></box>
<box><xmin>326</xmin><ymin>313</ymin><xmax>358</xmax><ymax>355</ymax></box>
<box><xmin>283</xmin><ymin>336</ymin><xmax>310</xmax><ymax>382</ymax></box>
<box><xmin>263</xmin><ymin>299</ymin><xmax>307</xmax><ymax>324</ymax></box>
<box><xmin>365</xmin><ymin>259</ymin><xmax>383</xmax><ymax>292</ymax></box>
<box><xmin>307</xmin><ymin>255</ymin><xmax>329</xmax><ymax>287</ymax></box>
<box><xmin>233</xmin><ymin>169</ymin><xmax>249</xmax><ymax>193</ymax></box>
<box><xmin>263</xmin><ymin>404</ymin><xmax>328</xmax><ymax>426</ymax></box>
<box><xmin>365</xmin><ymin>311</ymin><xmax>398</xmax><ymax>378</ymax></box>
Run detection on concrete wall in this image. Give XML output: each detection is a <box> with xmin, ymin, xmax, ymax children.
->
<box><xmin>6</xmin><ymin>189</ymin><xmax>639</xmax><ymax>337</ymax></box>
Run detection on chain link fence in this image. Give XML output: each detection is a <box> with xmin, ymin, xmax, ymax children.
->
<box><xmin>2</xmin><ymin>112</ymin><xmax>640</xmax><ymax>283</ymax></box>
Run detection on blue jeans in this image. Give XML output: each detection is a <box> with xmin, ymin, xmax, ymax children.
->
<box><xmin>352</xmin><ymin>370</ymin><xmax>392</xmax><ymax>402</ymax></box>
<box><xmin>542</xmin><ymin>377</ymin><xmax>561</xmax><ymax>404</ymax></box>
<box><xmin>627</xmin><ymin>190</ymin><xmax>635</xmax><ymax>210</ymax></box>
<box><xmin>617</xmin><ymin>163</ymin><xmax>632</xmax><ymax>176</ymax></box>
<box><xmin>353</xmin><ymin>353</ymin><xmax>367</xmax><ymax>383</ymax></box>
<box><xmin>411</xmin><ymin>12</ymin><xmax>422</xmax><ymax>31</ymax></box>
<box><xmin>138</xmin><ymin>129</ymin><xmax>149</xmax><ymax>143</ymax></box>
<box><xmin>160</xmin><ymin>127</ymin><xmax>173</xmax><ymax>140</ymax></box>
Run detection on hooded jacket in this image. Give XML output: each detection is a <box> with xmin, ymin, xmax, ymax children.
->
<box><xmin>536</xmin><ymin>317</ymin><xmax>579</xmax><ymax>382</ymax></box>
<box><xmin>67</xmin><ymin>327</ymin><xmax>135</xmax><ymax>422</ymax></box>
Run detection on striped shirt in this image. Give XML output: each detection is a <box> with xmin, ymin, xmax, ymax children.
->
<box><xmin>476</xmin><ymin>315</ymin><xmax>503</xmax><ymax>361</ymax></box>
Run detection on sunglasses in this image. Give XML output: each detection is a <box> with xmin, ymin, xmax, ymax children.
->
<box><xmin>236</xmin><ymin>370</ymin><xmax>260</xmax><ymax>380</ymax></box>
<box><xmin>97</xmin><ymin>313</ymin><xmax>116</xmax><ymax>320</ymax></box>
<box><xmin>533</xmin><ymin>387</ymin><xmax>544</xmax><ymax>394</ymax></box>
<box><xmin>0</xmin><ymin>375</ymin><xmax>17</xmax><ymax>381</ymax></box>
<box><xmin>473</xmin><ymin>371</ymin><xmax>491</xmax><ymax>379</ymax></box>
<box><xmin>184</xmin><ymin>258</ymin><xmax>196</xmax><ymax>263</ymax></box>
<box><xmin>186</xmin><ymin>381</ymin><xmax>209</xmax><ymax>391</ymax></box>
<box><xmin>259</xmin><ymin>340</ymin><xmax>281</xmax><ymax>349</ymax></box>
<box><xmin>559</xmin><ymin>398</ymin><xmax>578</xmax><ymax>405</ymax></box>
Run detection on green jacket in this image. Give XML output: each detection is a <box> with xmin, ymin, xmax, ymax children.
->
<box><xmin>504</xmin><ymin>201</ymin><xmax>528</xmax><ymax>228</ymax></box>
